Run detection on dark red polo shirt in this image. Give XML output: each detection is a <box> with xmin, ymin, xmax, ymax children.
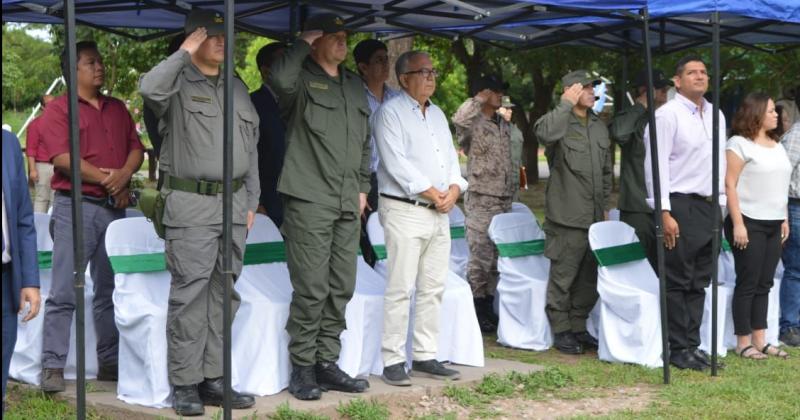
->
<box><xmin>25</xmin><ymin>116</ymin><xmax>50</xmax><ymax>162</ymax></box>
<box><xmin>40</xmin><ymin>94</ymin><xmax>143</xmax><ymax>198</ymax></box>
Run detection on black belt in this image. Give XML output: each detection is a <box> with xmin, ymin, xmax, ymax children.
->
<box><xmin>380</xmin><ymin>193</ymin><xmax>436</xmax><ymax>209</ymax></box>
<box><xmin>790</xmin><ymin>197</ymin><xmax>800</xmax><ymax>205</ymax></box>
<box><xmin>670</xmin><ymin>192</ymin><xmax>713</xmax><ymax>203</ymax></box>
<box><xmin>56</xmin><ymin>190</ymin><xmax>109</xmax><ymax>206</ymax></box>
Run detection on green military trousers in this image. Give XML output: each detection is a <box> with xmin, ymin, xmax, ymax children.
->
<box><xmin>620</xmin><ymin>210</ymin><xmax>657</xmax><ymax>272</ymax></box>
<box><xmin>165</xmin><ymin>224</ymin><xmax>245</xmax><ymax>386</ymax></box>
<box><xmin>281</xmin><ymin>196</ymin><xmax>359</xmax><ymax>366</ymax></box>
<box><xmin>543</xmin><ymin>220</ymin><xmax>599</xmax><ymax>334</ymax></box>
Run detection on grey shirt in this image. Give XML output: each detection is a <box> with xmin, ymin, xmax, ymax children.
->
<box><xmin>139</xmin><ymin>50</ymin><xmax>260</xmax><ymax>227</ymax></box>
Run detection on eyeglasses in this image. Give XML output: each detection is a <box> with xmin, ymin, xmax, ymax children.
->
<box><xmin>403</xmin><ymin>68</ymin><xmax>438</xmax><ymax>79</ymax></box>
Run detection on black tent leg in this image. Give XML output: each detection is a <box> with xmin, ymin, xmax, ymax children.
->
<box><xmin>641</xmin><ymin>6</ymin><xmax>671</xmax><ymax>385</ymax></box>
<box><xmin>223</xmin><ymin>1</ymin><xmax>235</xmax><ymax>419</ymax></box>
<box><xmin>710</xmin><ymin>11</ymin><xmax>721</xmax><ymax>377</ymax></box>
<box><xmin>64</xmin><ymin>0</ymin><xmax>87</xmax><ymax>418</ymax></box>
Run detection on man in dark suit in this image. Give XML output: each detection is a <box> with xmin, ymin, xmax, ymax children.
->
<box><xmin>251</xmin><ymin>42</ymin><xmax>287</xmax><ymax>227</ymax></box>
<box><xmin>2</xmin><ymin>129</ymin><xmax>41</xmax><ymax>407</ymax></box>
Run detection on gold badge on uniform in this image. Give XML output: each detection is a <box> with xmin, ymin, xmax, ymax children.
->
<box><xmin>191</xmin><ymin>95</ymin><xmax>212</xmax><ymax>104</ymax></box>
<box><xmin>309</xmin><ymin>81</ymin><xmax>329</xmax><ymax>90</ymax></box>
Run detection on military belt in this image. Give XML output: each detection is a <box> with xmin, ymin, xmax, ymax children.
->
<box><xmin>165</xmin><ymin>175</ymin><xmax>243</xmax><ymax>195</ymax></box>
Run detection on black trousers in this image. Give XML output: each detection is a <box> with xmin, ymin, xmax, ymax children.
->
<box><xmin>724</xmin><ymin>215</ymin><xmax>783</xmax><ymax>336</ymax></box>
<box><xmin>664</xmin><ymin>195</ymin><xmax>720</xmax><ymax>351</ymax></box>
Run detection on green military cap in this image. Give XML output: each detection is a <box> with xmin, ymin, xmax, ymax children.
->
<box><xmin>501</xmin><ymin>95</ymin><xmax>515</xmax><ymax>108</ymax></box>
<box><xmin>304</xmin><ymin>13</ymin><xmax>347</xmax><ymax>34</ymax></box>
<box><xmin>184</xmin><ymin>9</ymin><xmax>225</xmax><ymax>36</ymax></box>
<box><xmin>562</xmin><ymin>69</ymin><xmax>601</xmax><ymax>87</ymax></box>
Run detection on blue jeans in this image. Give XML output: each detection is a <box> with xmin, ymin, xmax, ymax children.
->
<box><xmin>781</xmin><ymin>201</ymin><xmax>800</xmax><ymax>333</ymax></box>
<box><xmin>2</xmin><ymin>266</ymin><xmax>17</xmax><ymax>409</ymax></box>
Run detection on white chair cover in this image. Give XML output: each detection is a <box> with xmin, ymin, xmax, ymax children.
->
<box><xmin>231</xmin><ymin>214</ymin><xmax>292</xmax><ymax>396</ymax></box>
<box><xmin>511</xmin><ymin>202</ymin><xmax>533</xmax><ymax>215</ymax></box>
<box><xmin>106</xmin><ymin>217</ymin><xmax>171</xmax><ymax>408</ymax></box>
<box><xmin>588</xmin><ymin>221</ymin><xmax>662</xmax><ymax>368</ymax></box>
<box><xmin>338</xmin><ymin>257</ymin><xmax>386</xmax><ymax>377</ymax></box>
<box><xmin>700</xmin><ymin>285</ymin><xmax>731</xmax><ymax>357</ymax></box>
<box><xmin>366</xmin><ymin>213</ymin><xmax>484</xmax><ymax>368</ymax></box>
<box><xmin>10</xmin><ymin>212</ymin><xmax>98</xmax><ymax>385</ymax></box>
<box><xmin>487</xmin><ymin>212</ymin><xmax>552</xmax><ymax>351</ymax></box>
<box><xmin>447</xmin><ymin>206</ymin><xmax>469</xmax><ymax>279</ymax></box>
<box><xmin>607</xmin><ymin>208</ymin><xmax>620</xmax><ymax>221</ymax></box>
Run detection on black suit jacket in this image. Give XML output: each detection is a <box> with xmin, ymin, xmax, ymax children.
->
<box><xmin>250</xmin><ymin>84</ymin><xmax>287</xmax><ymax>227</ymax></box>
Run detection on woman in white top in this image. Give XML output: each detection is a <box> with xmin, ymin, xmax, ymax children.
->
<box><xmin>725</xmin><ymin>92</ymin><xmax>792</xmax><ymax>360</ymax></box>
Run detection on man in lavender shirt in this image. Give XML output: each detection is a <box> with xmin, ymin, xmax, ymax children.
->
<box><xmin>644</xmin><ymin>55</ymin><xmax>727</xmax><ymax>371</ymax></box>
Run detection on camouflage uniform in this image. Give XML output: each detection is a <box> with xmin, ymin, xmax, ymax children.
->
<box><xmin>453</xmin><ymin>98</ymin><xmax>515</xmax><ymax>298</ymax></box>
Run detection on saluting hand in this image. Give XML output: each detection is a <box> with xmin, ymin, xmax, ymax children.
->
<box><xmin>561</xmin><ymin>83</ymin><xmax>584</xmax><ymax>106</ymax></box>
<box><xmin>181</xmin><ymin>27</ymin><xmax>208</xmax><ymax>56</ymax></box>
<box><xmin>300</xmin><ymin>30</ymin><xmax>323</xmax><ymax>46</ymax></box>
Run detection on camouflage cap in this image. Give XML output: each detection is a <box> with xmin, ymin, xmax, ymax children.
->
<box><xmin>184</xmin><ymin>9</ymin><xmax>225</xmax><ymax>36</ymax></box>
<box><xmin>304</xmin><ymin>13</ymin><xmax>347</xmax><ymax>34</ymax></box>
<box><xmin>562</xmin><ymin>69</ymin><xmax>601</xmax><ymax>87</ymax></box>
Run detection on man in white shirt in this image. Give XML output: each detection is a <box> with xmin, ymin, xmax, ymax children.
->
<box><xmin>373</xmin><ymin>50</ymin><xmax>468</xmax><ymax>387</ymax></box>
<box><xmin>644</xmin><ymin>55</ymin><xmax>727</xmax><ymax>371</ymax></box>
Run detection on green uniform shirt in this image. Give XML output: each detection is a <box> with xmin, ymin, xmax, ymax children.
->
<box><xmin>139</xmin><ymin>50</ymin><xmax>260</xmax><ymax>227</ymax></box>
<box><xmin>535</xmin><ymin>99</ymin><xmax>612</xmax><ymax>229</ymax></box>
<box><xmin>610</xmin><ymin>103</ymin><xmax>651</xmax><ymax>214</ymax></box>
<box><xmin>269</xmin><ymin>41</ymin><xmax>371</xmax><ymax>214</ymax></box>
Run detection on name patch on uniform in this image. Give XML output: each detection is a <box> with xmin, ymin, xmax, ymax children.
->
<box><xmin>191</xmin><ymin>95</ymin><xmax>213</xmax><ymax>104</ymax></box>
<box><xmin>309</xmin><ymin>81</ymin><xmax>328</xmax><ymax>90</ymax></box>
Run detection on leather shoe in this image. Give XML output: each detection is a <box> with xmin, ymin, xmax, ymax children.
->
<box><xmin>411</xmin><ymin>359</ymin><xmax>461</xmax><ymax>380</ymax></box>
<box><xmin>198</xmin><ymin>377</ymin><xmax>255</xmax><ymax>409</ymax></box>
<box><xmin>553</xmin><ymin>332</ymin><xmax>584</xmax><ymax>355</ymax></box>
<box><xmin>692</xmin><ymin>348</ymin><xmax>725</xmax><ymax>369</ymax></box>
<box><xmin>289</xmin><ymin>364</ymin><xmax>322</xmax><ymax>400</ymax></box>
<box><xmin>780</xmin><ymin>327</ymin><xmax>800</xmax><ymax>347</ymax></box>
<box><xmin>172</xmin><ymin>384</ymin><xmax>204</xmax><ymax>416</ymax></box>
<box><xmin>97</xmin><ymin>364</ymin><xmax>118</xmax><ymax>382</ymax></box>
<box><xmin>382</xmin><ymin>362</ymin><xmax>411</xmax><ymax>386</ymax></box>
<box><xmin>669</xmin><ymin>349</ymin><xmax>706</xmax><ymax>371</ymax></box>
<box><xmin>316</xmin><ymin>361</ymin><xmax>369</xmax><ymax>393</ymax></box>
<box><xmin>574</xmin><ymin>331</ymin><xmax>598</xmax><ymax>350</ymax></box>
<box><xmin>41</xmin><ymin>368</ymin><xmax>65</xmax><ymax>393</ymax></box>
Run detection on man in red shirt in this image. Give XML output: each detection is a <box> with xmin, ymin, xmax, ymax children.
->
<box><xmin>38</xmin><ymin>41</ymin><xmax>143</xmax><ymax>392</ymax></box>
<box><xmin>25</xmin><ymin>94</ymin><xmax>55</xmax><ymax>213</ymax></box>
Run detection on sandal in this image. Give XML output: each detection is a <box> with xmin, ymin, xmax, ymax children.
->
<box><xmin>761</xmin><ymin>344</ymin><xmax>790</xmax><ymax>359</ymax></box>
<box><xmin>736</xmin><ymin>345</ymin><xmax>767</xmax><ymax>360</ymax></box>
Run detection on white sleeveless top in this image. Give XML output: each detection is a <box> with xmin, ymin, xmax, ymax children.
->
<box><xmin>726</xmin><ymin>135</ymin><xmax>791</xmax><ymax>221</ymax></box>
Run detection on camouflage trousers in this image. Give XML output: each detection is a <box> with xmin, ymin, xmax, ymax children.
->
<box><xmin>465</xmin><ymin>192</ymin><xmax>512</xmax><ymax>298</ymax></box>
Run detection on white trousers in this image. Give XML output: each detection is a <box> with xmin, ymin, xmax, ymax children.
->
<box><xmin>31</xmin><ymin>161</ymin><xmax>55</xmax><ymax>213</ymax></box>
<box><xmin>379</xmin><ymin>197</ymin><xmax>450</xmax><ymax>366</ymax></box>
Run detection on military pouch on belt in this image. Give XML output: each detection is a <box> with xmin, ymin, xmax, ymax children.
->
<box><xmin>138</xmin><ymin>188</ymin><xmax>166</xmax><ymax>239</ymax></box>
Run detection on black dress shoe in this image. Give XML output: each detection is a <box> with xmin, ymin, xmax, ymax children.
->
<box><xmin>289</xmin><ymin>365</ymin><xmax>322</xmax><ymax>400</ymax></box>
<box><xmin>198</xmin><ymin>377</ymin><xmax>255</xmax><ymax>409</ymax></box>
<box><xmin>382</xmin><ymin>362</ymin><xmax>411</xmax><ymax>386</ymax></box>
<box><xmin>692</xmin><ymin>348</ymin><xmax>725</xmax><ymax>369</ymax></box>
<box><xmin>410</xmin><ymin>359</ymin><xmax>461</xmax><ymax>380</ymax></box>
<box><xmin>173</xmin><ymin>384</ymin><xmax>204</xmax><ymax>416</ymax></box>
<box><xmin>574</xmin><ymin>331</ymin><xmax>598</xmax><ymax>350</ymax></box>
<box><xmin>669</xmin><ymin>349</ymin><xmax>706</xmax><ymax>371</ymax></box>
<box><xmin>315</xmin><ymin>361</ymin><xmax>369</xmax><ymax>393</ymax></box>
<box><xmin>553</xmin><ymin>332</ymin><xmax>584</xmax><ymax>355</ymax></box>
<box><xmin>97</xmin><ymin>364</ymin><xmax>118</xmax><ymax>382</ymax></box>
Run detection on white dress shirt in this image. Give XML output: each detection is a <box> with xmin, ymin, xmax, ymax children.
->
<box><xmin>2</xmin><ymin>189</ymin><xmax>10</xmax><ymax>264</ymax></box>
<box><xmin>644</xmin><ymin>93</ymin><xmax>727</xmax><ymax>211</ymax></box>
<box><xmin>364</xmin><ymin>83</ymin><xmax>401</xmax><ymax>174</ymax></box>
<box><xmin>373</xmin><ymin>90</ymin><xmax>468</xmax><ymax>201</ymax></box>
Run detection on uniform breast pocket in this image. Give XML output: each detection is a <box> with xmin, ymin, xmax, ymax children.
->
<box><xmin>562</xmin><ymin>137</ymin><xmax>592</xmax><ymax>174</ymax></box>
<box><xmin>237</xmin><ymin>109</ymin><xmax>256</xmax><ymax>152</ymax></box>
<box><xmin>183</xmin><ymin>100</ymin><xmax>220</xmax><ymax>149</ymax></box>
<box><xmin>304</xmin><ymin>87</ymin><xmax>338</xmax><ymax>136</ymax></box>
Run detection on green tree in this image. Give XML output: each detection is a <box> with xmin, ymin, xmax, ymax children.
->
<box><xmin>2</xmin><ymin>26</ymin><xmax>61</xmax><ymax>111</ymax></box>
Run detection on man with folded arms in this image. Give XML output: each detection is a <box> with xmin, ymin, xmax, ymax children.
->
<box><xmin>644</xmin><ymin>55</ymin><xmax>727</xmax><ymax>371</ymax></box>
<box><xmin>373</xmin><ymin>50</ymin><xmax>468</xmax><ymax>386</ymax></box>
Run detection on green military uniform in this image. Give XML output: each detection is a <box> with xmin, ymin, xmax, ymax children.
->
<box><xmin>269</xmin><ymin>40</ymin><xmax>371</xmax><ymax>367</ymax></box>
<box><xmin>139</xmin><ymin>46</ymin><xmax>260</xmax><ymax>386</ymax></box>
<box><xmin>509</xmin><ymin>124</ymin><xmax>525</xmax><ymax>201</ymax></box>
<box><xmin>534</xmin><ymin>71</ymin><xmax>612</xmax><ymax>335</ymax></box>
<box><xmin>610</xmin><ymin>103</ymin><xmax>657</xmax><ymax>269</ymax></box>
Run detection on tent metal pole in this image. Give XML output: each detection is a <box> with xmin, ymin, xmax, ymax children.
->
<box><xmin>621</xmin><ymin>47</ymin><xmax>629</xmax><ymax>110</ymax></box>
<box><xmin>641</xmin><ymin>6</ymin><xmax>670</xmax><ymax>385</ymax></box>
<box><xmin>60</xmin><ymin>1</ymin><xmax>88</xmax><ymax>419</ymax></box>
<box><xmin>63</xmin><ymin>0</ymin><xmax>87</xmax><ymax>418</ymax></box>
<box><xmin>222</xmin><ymin>0</ymin><xmax>235</xmax><ymax>418</ymax></box>
<box><xmin>710</xmin><ymin>10</ymin><xmax>721</xmax><ymax>378</ymax></box>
